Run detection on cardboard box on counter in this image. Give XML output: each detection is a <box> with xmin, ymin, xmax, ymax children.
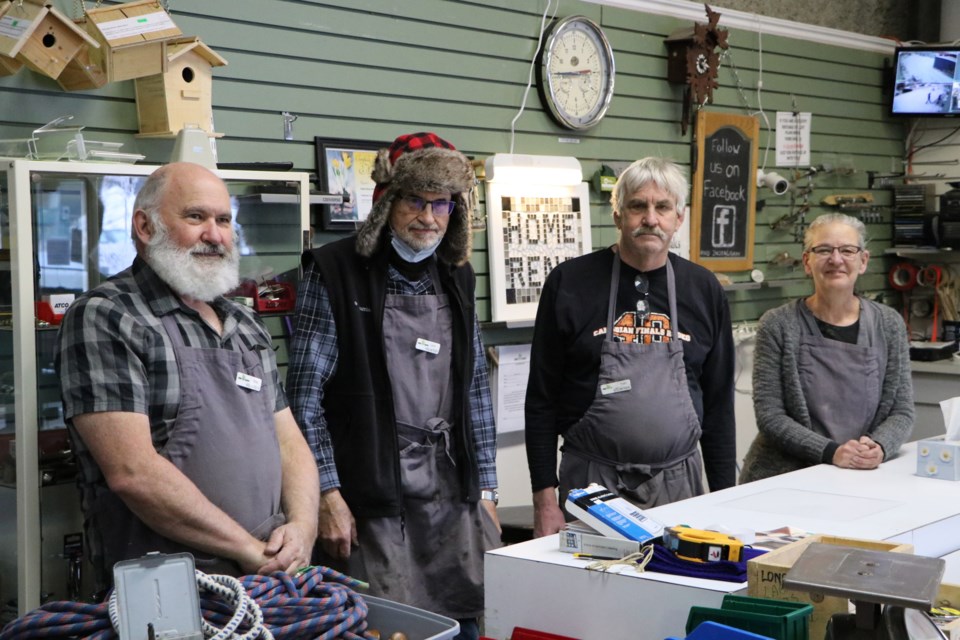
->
<box><xmin>558</xmin><ymin>523</ymin><xmax>644</xmax><ymax>558</ymax></box>
<box><xmin>747</xmin><ymin>534</ymin><xmax>913</xmax><ymax>640</ymax></box>
<box><xmin>934</xmin><ymin>582</ymin><xmax>960</xmax><ymax>640</ymax></box>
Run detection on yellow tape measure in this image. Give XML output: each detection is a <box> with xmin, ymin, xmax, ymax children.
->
<box><xmin>662</xmin><ymin>525</ymin><xmax>743</xmax><ymax>563</ymax></box>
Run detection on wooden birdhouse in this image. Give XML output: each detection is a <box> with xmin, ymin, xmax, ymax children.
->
<box><xmin>134</xmin><ymin>36</ymin><xmax>227</xmax><ymax>138</ymax></box>
<box><xmin>85</xmin><ymin>0</ymin><xmax>181</xmax><ymax>82</ymax></box>
<box><xmin>0</xmin><ymin>0</ymin><xmax>99</xmax><ymax>80</ymax></box>
<box><xmin>0</xmin><ymin>52</ymin><xmax>22</xmax><ymax>77</ymax></box>
<box><xmin>56</xmin><ymin>39</ymin><xmax>106</xmax><ymax>91</ymax></box>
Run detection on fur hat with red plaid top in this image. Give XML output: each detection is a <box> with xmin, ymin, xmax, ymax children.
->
<box><xmin>356</xmin><ymin>131</ymin><xmax>476</xmax><ymax>266</ymax></box>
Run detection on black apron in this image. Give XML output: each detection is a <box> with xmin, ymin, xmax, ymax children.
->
<box><xmin>796</xmin><ymin>299</ymin><xmax>884</xmax><ymax>442</ymax></box>
<box><xmin>559</xmin><ymin>253</ymin><xmax>704</xmax><ymax>510</ymax></box>
<box><xmin>90</xmin><ymin>310</ymin><xmax>284</xmax><ymax>580</ymax></box>
<box><xmin>344</xmin><ymin>265</ymin><xmax>500</xmax><ymax>619</ymax></box>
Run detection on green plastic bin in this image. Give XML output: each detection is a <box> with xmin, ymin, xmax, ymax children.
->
<box><xmin>686</xmin><ymin>594</ymin><xmax>813</xmax><ymax>640</ymax></box>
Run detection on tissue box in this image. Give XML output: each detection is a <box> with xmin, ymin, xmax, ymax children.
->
<box><xmin>916</xmin><ymin>437</ymin><xmax>960</xmax><ymax>481</ymax></box>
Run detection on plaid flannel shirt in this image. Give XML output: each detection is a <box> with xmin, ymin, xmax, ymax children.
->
<box><xmin>286</xmin><ymin>261</ymin><xmax>497</xmax><ymax>492</ymax></box>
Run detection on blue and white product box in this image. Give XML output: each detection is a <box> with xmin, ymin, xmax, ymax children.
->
<box><xmin>558</xmin><ymin>522</ymin><xmax>645</xmax><ymax>558</ymax></box>
<box><xmin>916</xmin><ymin>438</ymin><xmax>960</xmax><ymax>481</ymax></box>
<box><xmin>565</xmin><ymin>483</ymin><xmax>665</xmax><ymax>542</ymax></box>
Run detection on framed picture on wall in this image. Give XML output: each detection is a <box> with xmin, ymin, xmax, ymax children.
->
<box><xmin>485</xmin><ymin>181</ymin><xmax>592</xmax><ymax>324</ymax></box>
<box><xmin>314</xmin><ymin>137</ymin><xmax>383</xmax><ymax>231</ymax></box>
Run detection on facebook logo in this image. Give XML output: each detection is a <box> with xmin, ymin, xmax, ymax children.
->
<box><xmin>712</xmin><ymin>205</ymin><xmax>736</xmax><ymax>248</ymax></box>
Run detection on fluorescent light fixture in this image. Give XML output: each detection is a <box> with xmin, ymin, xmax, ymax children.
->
<box><xmin>485</xmin><ymin>153</ymin><xmax>583</xmax><ymax>186</ymax></box>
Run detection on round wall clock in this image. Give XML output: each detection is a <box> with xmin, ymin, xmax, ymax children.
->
<box><xmin>537</xmin><ymin>15</ymin><xmax>616</xmax><ymax>130</ymax></box>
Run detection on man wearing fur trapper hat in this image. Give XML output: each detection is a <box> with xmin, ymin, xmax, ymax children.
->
<box><xmin>287</xmin><ymin>132</ymin><xmax>500</xmax><ymax>639</ymax></box>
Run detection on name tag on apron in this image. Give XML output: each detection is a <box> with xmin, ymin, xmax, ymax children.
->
<box><xmin>415</xmin><ymin>338</ymin><xmax>441</xmax><ymax>354</ymax></box>
<box><xmin>235</xmin><ymin>372</ymin><xmax>262</xmax><ymax>392</ymax></box>
<box><xmin>600</xmin><ymin>379</ymin><xmax>632</xmax><ymax>395</ymax></box>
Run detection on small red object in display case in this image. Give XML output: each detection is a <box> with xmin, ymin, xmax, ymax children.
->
<box><xmin>228</xmin><ymin>279</ymin><xmax>296</xmax><ymax>313</ymax></box>
<box><xmin>254</xmin><ymin>280</ymin><xmax>295</xmax><ymax>313</ymax></box>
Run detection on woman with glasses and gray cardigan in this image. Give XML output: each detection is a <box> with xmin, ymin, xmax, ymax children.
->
<box><xmin>740</xmin><ymin>213</ymin><xmax>914</xmax><ymax>482</ymax></box>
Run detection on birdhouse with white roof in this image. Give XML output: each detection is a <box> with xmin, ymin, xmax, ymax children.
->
<box><xmin>134</xmin><ymin>36</ymin><xmax>226</xmax><ymax>138</ymax></box>
<box><xmin>0</xmin><ymin>0</ymin><xmax>99</xmax><ymax>80</ymax></box>
<box><xmin>84</xmin><ymin>0</ymin><xmax>180</xmax><ymax>82</ymax></box>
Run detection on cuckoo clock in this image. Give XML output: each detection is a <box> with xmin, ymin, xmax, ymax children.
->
<box><xmin>664</xmin><ymin>4</ymin><xmax>729</xmax><ymax>135</ymax></box>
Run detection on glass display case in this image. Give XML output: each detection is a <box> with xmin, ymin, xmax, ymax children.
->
<box><xmin>0</xmin><ymin>159</ymin><xmax>310</xmax><ymax>617</ymax></box>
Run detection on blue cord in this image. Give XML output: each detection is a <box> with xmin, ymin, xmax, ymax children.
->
<box><xmin>0</xmin><ymin>566</ymin><xmax>375</xmax><ymax>640</ymax></box>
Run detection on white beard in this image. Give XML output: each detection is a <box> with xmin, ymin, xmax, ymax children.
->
<box><xmin>145</xmin><ymin>224</ymin><xmax>240</xmax><ymax>302</ymax></box>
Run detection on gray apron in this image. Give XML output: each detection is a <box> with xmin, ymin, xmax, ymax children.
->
<box><xmin>345</xmin><ymin>265</ymin><xmax>500</xmax><ymax>619</ymax></box>
<box><xmin>90</xmin><ymin>310</ymin><xmax>284</xmax><ymax>580</ymax></box>
<box><xmin>560</xmin><ymin>253</ymin><xmax>704</xmax><ymax>510</ymax></box>
<box><xmin>796</xmin><ymin>299</ymin><xmax>884</xmax><ymax>442</ymax></box>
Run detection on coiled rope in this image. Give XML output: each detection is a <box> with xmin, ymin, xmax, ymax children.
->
<box><xmin>0</xmin><ymin>566</ymin><xmax>374</xmax><ymax>640</ymax></box>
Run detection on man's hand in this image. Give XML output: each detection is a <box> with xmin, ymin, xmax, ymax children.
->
<box><xmin>833</xmin><ymin>436</ymin><xmax>883</xmax><ymax>470</ymax></box>
<box><xmin>318</xmin><ymin>489</ymin><xmax>357</xmax><ymax>559</ymax></box>
<box><xmin>480</xmin><ymin>497</ymin><xmax>501</xmax><ymax>535</ymax></box>
<box><xmin>233</xmin><ymin>540</ymin><xmax>272</xmax><ymax>576</ymax></box>
<box><xmin>532</xmin><ymin>487</ymin><xmax>566</xmax><ymax>538</ymax></box>
<box><xmin>256</xmin><ymin>520</ymin><xmax>315</xmax><ymax>575</ymax></box>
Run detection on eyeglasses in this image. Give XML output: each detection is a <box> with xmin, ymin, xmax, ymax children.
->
<box><xmin>634</xmin><ymin>274</ymin><xmax>649</xmax><ymax>322</ymax></box>
<box><xmin>808</xmin><ymin>244</ymin><xmax>863</xmax><ymax>259</ymax></box>
<box><xmin>400</xmin><ymin>194</ymin><xmax>456</xmax><ymax>216</ymax></box>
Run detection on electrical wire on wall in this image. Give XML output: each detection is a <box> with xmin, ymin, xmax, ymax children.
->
<box><xmin>508</xmin><ymin>0</ymin><xmax>558</xmax><ymax>154</ymax></box>
<box><xmin>900</xmin><ymin>39</ymin><xmax>960</xmax><ymax>175</ymax></box>
<box><xmin>753</xmin><ymin>14</ymin><xmax>774</xmax><ymax>173</ymax></box>
<box><xmin>719</xmin><ymin>14</ymin><xmax>772</xmax><ymax>172</ymax></box>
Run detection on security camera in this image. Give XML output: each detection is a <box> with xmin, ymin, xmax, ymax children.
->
<box><xmin>756</xmin><ymin>169</ymin><xmax>790</xmax><ymax>196</ymax></box>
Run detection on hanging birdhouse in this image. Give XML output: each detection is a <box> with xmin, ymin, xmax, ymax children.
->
<box><xmin>56</xmin><ymin>41</ymin><xmax>106</xmax><ymax>90</ymax></box>
<box><xmin>0</xmin><ymin>52</ymin><xmax>22</xmax><ymax>77</ymax></box>
<box><xmin>134</xmin><ymin>36</ymin><xmax>227</xmax><ymax>138</ymax></box>
<box><xmin>56</xmin><ymin>19</ymin><xmax>106</xmax><ymax>91</ymax></box>
<box><xmin>0</xmin><ymin>0</ymin><xmax>99</xmax><ymax>80</ymax></box>
<box><xmin>84</xmin><ymin>0</ymin><xmax>181</xmax><ymax>82</ymax></box>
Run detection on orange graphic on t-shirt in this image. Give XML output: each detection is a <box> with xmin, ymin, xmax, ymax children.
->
<box><xmin>593</xmin><ymin>311</ymin><xmax>692</xmax><ymax>343</ymax></box>
<box><xmin>611</xmin><ymin>311</ymin><xmax>671</xmax><ymax>344</ymax></box>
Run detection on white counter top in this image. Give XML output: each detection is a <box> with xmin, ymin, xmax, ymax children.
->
<box><xmin>911</xmin><ymin>354</ymin><xmax>960</xmax><ymax>375</ymax></box>
<box><xmin>645</xmin><ymin>442</ymin><xmax>960</xmax><ymax>558</ymax></box>
<box><xmin>485</xmin><ymin>442</ymin><xmax>960</xmax><ymax>640</ymax></box>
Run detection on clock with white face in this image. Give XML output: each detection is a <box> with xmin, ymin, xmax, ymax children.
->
<box><xmin>538</xmin><ymin>15</ymin><xmax>616</xmax><ymax>130</ymax></box>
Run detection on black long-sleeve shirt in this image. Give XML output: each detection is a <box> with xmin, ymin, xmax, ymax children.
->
<box><xmin>524</xmin><ymin>248</ymin><xmax>737</xmax><ymax>493</ymax></box>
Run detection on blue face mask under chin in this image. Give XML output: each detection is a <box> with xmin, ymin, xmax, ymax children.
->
<box><xmin>391</xmin><ymin>234</ymin><xmax>440</xmax><ymax>263</ymax></box>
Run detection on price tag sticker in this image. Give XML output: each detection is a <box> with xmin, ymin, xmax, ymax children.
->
<box><xmin>600</xmin><ymin>379</ymin><xmax>631</xmax><ymax>395</ymax></box>
<box><xmin>415</xmin><ymin>338</ymin><xmax>441</xmax><ymax>355</ymax></box>
<box><xmin>235</xmin><ymin>372</ymin><xmax>262</xmax><ymax>392</ymax></box>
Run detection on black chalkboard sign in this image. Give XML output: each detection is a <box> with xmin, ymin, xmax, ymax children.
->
<box><xmin>690</xmin><ymin>111</ymin><xmax>759</xmax><ymax>271</ymax></box>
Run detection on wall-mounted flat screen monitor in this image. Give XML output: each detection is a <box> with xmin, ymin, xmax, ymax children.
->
<box><xmin>892</xmin><ymin>46</ymin><xmax>960</xmax><ymax>116</ymax></box>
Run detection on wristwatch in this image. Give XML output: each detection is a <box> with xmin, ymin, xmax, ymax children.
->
<box><xmin>481</xmin><ymin>489</ymin><xmax>500</xmax><ymax>505</ymax></box>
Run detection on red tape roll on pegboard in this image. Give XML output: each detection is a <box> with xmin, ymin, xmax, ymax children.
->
<box><xmin>918</xmin><ymin>264</ymin><xmax>943</xmax><ymax>288</ymax></box>
<box><xmin>889</xmin><ymin>263</ymin><xmax>918</xmax><ymax>291</ymax></box>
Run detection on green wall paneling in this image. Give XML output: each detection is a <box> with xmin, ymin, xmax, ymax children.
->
<box><xmin>0</xmin><ymin>0</ymin><xmax>905</xmax><ymax>335</ymax></box>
